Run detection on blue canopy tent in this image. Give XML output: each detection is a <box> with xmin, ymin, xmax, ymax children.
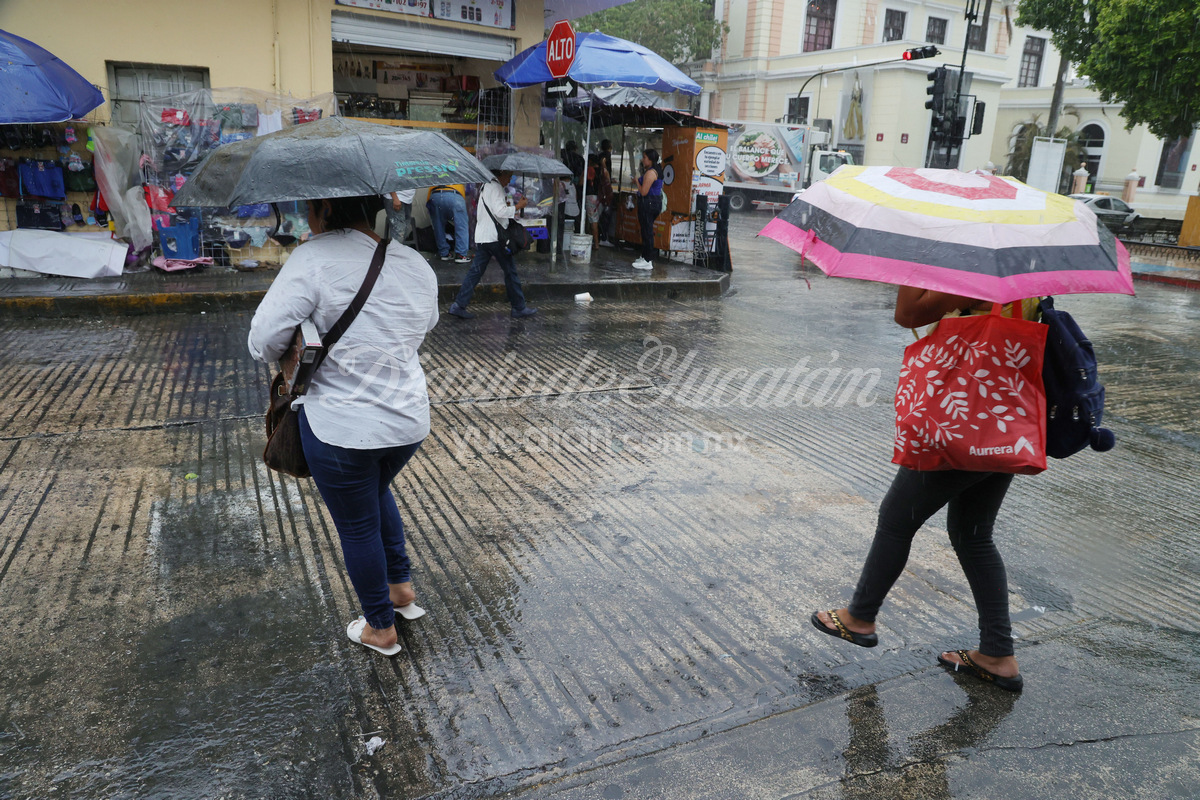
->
<box><xmin>495</xmin><ymin>31</ymin><xmax>700</xmax><ymax>258</ymax></box>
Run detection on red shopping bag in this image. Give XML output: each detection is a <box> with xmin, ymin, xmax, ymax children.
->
<box><xmin>893</xmin><ymin>305</ymin><xmax>1048</xmax><ymax>475</ymax></box>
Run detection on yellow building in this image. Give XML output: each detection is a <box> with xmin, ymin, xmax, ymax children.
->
<box><xmin>0</xmin><ymin>0</ymin><xmax>552</xmax><ymax>147</ymax></box>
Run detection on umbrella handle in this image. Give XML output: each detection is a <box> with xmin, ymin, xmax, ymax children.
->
<box><xmin>270</xmin><ymin>203</ymin><xmax>282</xmax><ymax>239</ymax></box>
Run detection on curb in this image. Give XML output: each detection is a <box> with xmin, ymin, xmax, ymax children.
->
<box><xmin>1131</xmin><ymin>272</ymin><xmax>1200</xmax><ymax>291</ymax></box>
<box><xmin>0</xmin><ymin>275</ymin><xmax>730</xmax><ymax>318</ymax></box>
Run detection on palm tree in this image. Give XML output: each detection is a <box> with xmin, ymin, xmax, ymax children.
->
<box><xmin>1003</xmin><ymin>112</ymin><xmax>1086</xmax><ymax>193</ymax></box>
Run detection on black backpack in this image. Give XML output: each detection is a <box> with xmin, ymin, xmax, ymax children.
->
<box><xmin>1039</xmin><ymin>296</ymin><xmax>1116</xmax><ymax>458</ymax></box>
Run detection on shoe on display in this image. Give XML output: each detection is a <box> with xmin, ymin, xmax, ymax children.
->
<box><xmin>511</xmin><ymin>306</ymin><xmax>539</xmax><ymax>319</ymax></box>
<box><xmin>447</xmin><ymin>302</ymin><xmax>475</xmax><ymax>319</ymax></box>
<box><xmin>454</xmin><ymin>254</ymin><xmax>471</xmax><ymax>264</ymax></box>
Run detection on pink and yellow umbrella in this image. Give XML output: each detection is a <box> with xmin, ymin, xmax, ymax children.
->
<box><xmin>760</xmin><ymin>166</ymin><xmax>1134</xmax><ymax>304</ymax></box>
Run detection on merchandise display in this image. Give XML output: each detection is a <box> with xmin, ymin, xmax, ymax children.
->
<box><xmin>136</xmin><ymin>87</ymin><xmax>337</xmax><ymax>263</ymax></box>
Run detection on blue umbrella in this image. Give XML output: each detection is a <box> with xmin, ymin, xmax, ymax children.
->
<box><xmin>0</xmin><ymin>29</ymin><xmax>104</xmax><ymax>124</ymax></box>
<box><xmin>494</xmin><ymin>32</ymin><xmax>700</xmax><ymax>95</ymax></box>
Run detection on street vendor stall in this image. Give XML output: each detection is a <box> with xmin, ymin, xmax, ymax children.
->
<box><xmin>563</xmin><ymin>95</ymin><xmax>728</xmax><ymax>266</ymax></box>
<box><xmin>493</xmin><ymin>27</ymin><xmax>701</xmax><ymax>263</ymax></box>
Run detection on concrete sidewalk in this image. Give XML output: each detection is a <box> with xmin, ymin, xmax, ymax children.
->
<box><xmin>0</xmin><ymin>244</ymin><xmax>729</xmax><ymax>316</ymax></box>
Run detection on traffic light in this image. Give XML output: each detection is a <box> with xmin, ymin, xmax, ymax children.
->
<box><xmin>925</xmin><ymin>66</ymin><xmax>948</xmax><ymax>116</ymax></box>
<box><xmin>903</xmin><ymin>46</ymin><xmax>939</xmax><ymax>61</ymax></box>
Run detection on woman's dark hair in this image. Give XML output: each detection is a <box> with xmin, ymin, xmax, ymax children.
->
<box><xmin>642</xmin><ymin>148</ymin><xmax>659</xmax><ymax>167</ymax></box>
<box><xmin>314</xmin><ymin>195</ymin><xmax>384</xmax><ymax>231</ymax></box>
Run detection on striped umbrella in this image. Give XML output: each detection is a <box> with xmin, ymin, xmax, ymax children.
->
<box><xmin>760</xmin><ymin>166</ymin><xmax>1134</xmax><ymax>303</ymax></box>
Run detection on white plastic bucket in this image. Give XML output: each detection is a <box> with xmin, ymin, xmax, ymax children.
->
<box><xmin>569</xmin><ymin>234</ymin><xmax>592</xmax><ymax>260</ymax></box>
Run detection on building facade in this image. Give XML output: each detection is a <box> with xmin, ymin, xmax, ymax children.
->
<box><xmin>695</xmin><ymin>0</ymin><xmax>1197</xmax><ymax>218</ymax></box>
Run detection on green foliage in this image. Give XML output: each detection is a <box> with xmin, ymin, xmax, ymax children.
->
<box><xmin>1079</xmin><ymin>0</ymin><xmax>1200</xmax><ymax>140</ymax></box>
<box><xmin>1004</xmin><ymin>113</ymin><xmax>1086</xmax><ymax>192</ymax></box>
<box><xmin>573</xmin><ymin>0</ymin><xmax>728</xmax><ymax>64</ymax></box>
<box><xmin>1015</xmin><ymin>0</ymin><xmax>1107</xmax><ymax>65</ymax></box>
<box><xmin>1016</xmin><ymin>0</ymin><xmax>1199</xmax><ymax>140</ymax></box>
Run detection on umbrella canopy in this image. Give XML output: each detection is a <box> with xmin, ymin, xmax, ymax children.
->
<box><xmin>759</xmin><ymin>166</ymin><xmax>1134</xmax><ymax>304</ymax></box>
<box><xmin>0</xmin><ymin>29</ymin><xmax>104</xmax><ymax>124</ymax></box>
<box><xmin>495</xmin><ymin>32</ymin><xmax>701</xmax><ymax>95</ymax></box>
<box><xmin>482</xmin><ymin>152</ymin><xmax>573</xmax><ymax>177</ymax></box>
<box><xmin>172</xmin><ymin>117</ymin><xmax>494</xmax><ymax>207</ymax></box>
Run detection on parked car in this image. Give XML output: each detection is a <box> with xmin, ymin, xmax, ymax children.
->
<box><xmin>1068</xmin><ymin>193</ymin><xmax>1140</xmax><ymax>230</ymax></box>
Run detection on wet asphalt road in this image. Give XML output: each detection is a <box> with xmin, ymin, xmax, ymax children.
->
<box><xmin>1</xmin><ymin>214</ymin><xmax>1198</xmax><ymax>799</ymax></box>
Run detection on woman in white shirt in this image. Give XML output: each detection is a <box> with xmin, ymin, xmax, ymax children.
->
<box><xmin>248</xmin><ymin>195</ymin><xmax>439</xmax><ymax>656</ymax></box>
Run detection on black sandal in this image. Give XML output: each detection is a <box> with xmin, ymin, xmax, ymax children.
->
<box><xmin>810</xmin><ymin>609</ymin><xmax>878</xmax><ymax>648</ymax></box>
<box><xmin>937</xmin><ymin>649</ymin><xmax>1024</xmax><ymax>692</ymax></box>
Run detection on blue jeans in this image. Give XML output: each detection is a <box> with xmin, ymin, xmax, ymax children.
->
<box><xmin>849</xmin><ymin>467</ymin><xmax>1016</xmax><ymax>656</ymax></box>
<box><xmin>299</xmin><ymin>408</ymin><xmax>423</xmax><ymax>631</ymax></box>
<box><xmin>453</xmin><ymin>241</ymin><xmax>527</xmax><ymax>311</ymax></box>
<box><xmin>429</xmin><ymin>190</ymin><xmax>469</xmax><ymax>257</ymax></box>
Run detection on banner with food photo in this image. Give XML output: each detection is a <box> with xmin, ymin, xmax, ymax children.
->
<box><xmin>726</xmin><ymin>123</ymin><xmax>809</xmax><ymax>191</ymax></box>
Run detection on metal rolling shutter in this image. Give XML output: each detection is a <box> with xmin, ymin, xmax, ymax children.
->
<box><xmin>331</xmin><ymin>11</ymin><xmax>516</xmax><ymax>62</ymax></box>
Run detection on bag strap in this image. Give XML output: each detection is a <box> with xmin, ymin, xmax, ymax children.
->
<box><xmin>310</xmin><ymin>235</ymin><xmax>387</xmax><ymax>376</ymax></box>
<box><xmin>481</xmin><ymin>182</ymin><xmax>508</xmax><ymax>234</ymax></box>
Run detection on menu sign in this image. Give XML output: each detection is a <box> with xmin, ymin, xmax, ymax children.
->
<box><xmin>432</xmin><ymin>0</ymin><xmax>514</xmax><ymax>29</ymax></box>
<box><xmin>335</xmin><ymin>0</ymin><xmax>432</xmax><ymax>17</ymax></box>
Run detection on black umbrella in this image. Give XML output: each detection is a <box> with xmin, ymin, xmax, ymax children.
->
<box><xmin>172</xmin><ymin>117</ymin><xmax>494</xmax><ymax>207</ymax></box>
<box><xmin>481</xmin><ymin>152</ymin><xmax>573</xmax><ymax>177</ymax></box>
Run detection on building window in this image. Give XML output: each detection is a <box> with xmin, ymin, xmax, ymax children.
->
<box><xmin>1018</xmin><ymin>36</ymin><xmax>1045</xmax><ymax>87</ymax></box>
<box><xmin>787</xmin><ymin>96</ymin><xmax>811</xmax><ymax>124</ymax></box>
<box><xmin>967</xmin><ymin>23</ymin><xmax>985</xmax><ymax>51</ymax></box>
<box><xmin>1155</xmin><ymin>134</ymin><xmax>1194</xmax><ymax>190</ymax></box>
<box><xmin>1078</xmin><ymin>124</ymin><xmax>1105</xmax><ymax>149</ymax></box>
<box><xmin>926</xmin><ymin>17</ymin><xmax>947</xmax><ymax>45</ymax></box>
<box><xmin>108</xmin><ymin>62</ymin><xmax>209</xmax><ymax>128</ymax></box>
<box><xmin>883</xmin><ymin>9</ymin><xmax>906</xmax><ymax>42</ymax></box>
<box><xmin>804</xmin><ymin>0</ymin><xmax>838</xmax><ymax>53</ymax></box>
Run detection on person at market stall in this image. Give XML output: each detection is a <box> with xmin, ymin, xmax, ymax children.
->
<box><xmin>632</xmin><ymin>149</ymin><xmax>662</xmax><ymax>270</ymax></box>
<box><xmin>385</xmin><ymin>189</ymin><xmax>415</xmax><ymax>244</ymax></box>
<box><xmin>561</xmin><ymin>140</ymin><xmax>585</xmax><ymax>194</ymax></box>
<box><xmin>247</xmin><ymin>194</ymin><xmax>439</xmax><ymax>657</ymax></box>
<box><xmin>447</xmin><ymin>170</ymin><xmax>537</xmax><ymax>320</ymax></box>
<box><xmin>584</xmin><ymin>155</ymin><xmax>612</xmax><ymax>248</ymax></box>
<box><xmin>810</xmin><ymin>286</ymin><xmax>1037</xmax><ymax>692</ymax></box>
<box><xmin>427</xmin><ymin>183</ymin><xmax>471</xmax><ymax>263</ymax></box>
<box><xmin>598</xmin><ymin>139</ymin><xmax>616</xmax><ymax>244</ymax></box>
<box><xmin>557</xmin><ymin>174</ymin><xmax>580</xmax><ymax>255</ymax></box>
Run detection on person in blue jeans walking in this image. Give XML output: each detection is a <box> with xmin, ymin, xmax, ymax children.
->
<box><xmin>248</xmin><ymin>194</ymin><xmax>440</xmax><ymax>657</ymax></box>
<box><xmin>427</xmin><ymin>184</ymin><xmax>471</xmax><ymax>263</ymax></box>
<box><xmin>447</xmin><ymin>170</ymin><xmax>537</xmax><ymax>319</ymax></box>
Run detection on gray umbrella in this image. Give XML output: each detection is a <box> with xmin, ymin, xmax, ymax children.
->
<box><xmin>481</xmin><ymin>152</ymin><xmax>573</xmax><ymax>177</ymax></box>
<box><xmin>172</xmin><ymin>116</ymin><xmax>495</xmax><ymax>207</ymax></box>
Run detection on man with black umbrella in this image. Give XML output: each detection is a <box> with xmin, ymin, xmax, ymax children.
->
<box><xmin>447</xmin><ymin>170</ymin><xmax>537</xmax><ymax>319</ymax></box>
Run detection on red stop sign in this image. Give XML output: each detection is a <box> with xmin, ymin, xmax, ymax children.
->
<box><xmin>545</xmin><ymin>20</ymin><xmax>576</xmax><ymax>79</ymax></box>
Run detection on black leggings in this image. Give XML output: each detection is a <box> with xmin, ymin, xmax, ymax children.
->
<box><xmin>849</xmin><ymin>467</ymin><xmax>1016</xmax><ymax>657</ymax></box>
<box><xmin>637</xmin><ymin>195</ymin><xmax>659</xmax><ymax>260</ymax></box>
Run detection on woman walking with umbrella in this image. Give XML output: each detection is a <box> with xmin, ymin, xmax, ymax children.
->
<box><xmin>175</xmin><ymin>118</ymin><xmax>497</xmax><ymax>656</ymax></box>
<box><xmin>760</xmin><ymin>166</ymin><xmax>1135</xmax><ymax>691</ymax></box>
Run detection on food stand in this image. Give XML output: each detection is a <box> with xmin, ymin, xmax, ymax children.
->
<box><xmin>576</xmin><ymin>100</ymin><xmax>727</xmax><ymax>264</ymax></box>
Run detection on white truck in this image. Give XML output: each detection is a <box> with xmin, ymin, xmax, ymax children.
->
<box><xmin>716</xmin><ymin>120</ymin><xmax>854</xmax><ymax>212</ymax></box>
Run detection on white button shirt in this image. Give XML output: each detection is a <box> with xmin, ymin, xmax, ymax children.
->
<box><xmin>248</xmin><ymin>229</ymin><xmax>439</xmax><ymax>449</ymax></box>
<box><xmin>474</xmin><ymin>179</ymin><xmax>516</xmax><ymax>244</ymax></box>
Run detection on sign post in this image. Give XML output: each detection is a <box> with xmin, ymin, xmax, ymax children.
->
<box><xmin>545</xmin><ymin>20</ymin><xmax>577</xmax><ymax>264</ymax></box>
